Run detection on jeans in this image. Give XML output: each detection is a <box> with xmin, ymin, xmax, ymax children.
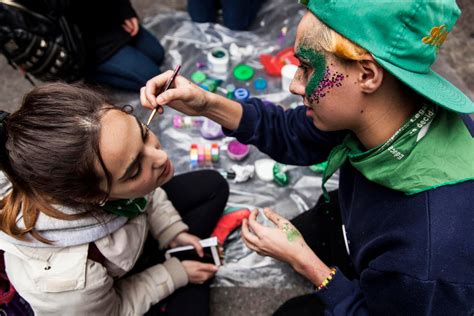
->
<box><xmin>92</xmin><ymin>27</ymin><xmax>165</xmax><ymax>91</ymax></box>
<box><xmin>187</xmin><ymin>0</ymin><xmax>266</xmax><ymax>31</ymax></box>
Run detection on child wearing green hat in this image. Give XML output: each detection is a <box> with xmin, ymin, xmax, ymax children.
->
<box><xmin>141</xmin><ymin>0</ymin><xmax>474</xmax><ymax>314</ymax></box>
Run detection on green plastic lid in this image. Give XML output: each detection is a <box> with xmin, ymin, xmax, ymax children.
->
<box><xmin>191</xmin><ymin>71</ymin><xmax>207</xmax><ymax>83</ymax></box>
<box><xmin>233</xmin><ymin>64</ymin><xmax>254</xmax><ymax>81</ymax></box>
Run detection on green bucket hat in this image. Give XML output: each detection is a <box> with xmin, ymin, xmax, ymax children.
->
<box><xmin>299</xmin><ymin>0</ymin><xmax>474</xmax><ymax>114</ymax></box>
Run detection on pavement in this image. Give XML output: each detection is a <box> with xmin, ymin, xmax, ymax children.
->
<box><xmin>0</xmin><ymin>1</ymin><xmax>472</xmax><ymax>315</ymax></box>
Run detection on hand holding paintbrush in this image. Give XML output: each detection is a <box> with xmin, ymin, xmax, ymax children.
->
<box><xmin>145</xmin><ymin>64</ymin><xmax>181</xmax><ymax>126</ymax></box>
<box><xmin>140</xmin><ymin>66</ymin><xmax>242</xmax><ymax>131</ymax></box>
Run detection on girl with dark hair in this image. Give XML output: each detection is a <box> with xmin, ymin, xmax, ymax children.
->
<box><xmin>0</xmin><ymin>83</ymin><xmax>228</xmax><ymax>315</ymax></box>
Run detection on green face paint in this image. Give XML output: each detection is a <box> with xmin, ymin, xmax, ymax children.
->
<box><xmin>295</xmin><ymin>45</ymin><xmax>327</xmax><ymax>97</ymax></box>
<box><xmin>282</xmin><ymin>223</ymin><xmax>301</xmax><ymax>242</ymax></box>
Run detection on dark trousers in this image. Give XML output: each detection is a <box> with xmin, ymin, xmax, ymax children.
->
<box><xmin>90</xmin><ymin>27</ymin><xmax>165</xmax><ymax>91</ymax></box>
<box><xmin>274</xmin><ymin>190</ymin><xmax>357</xmax><ymax>316</ymax></box>
<box><xmin>129</xmin><ymin>170</ymin><xmax>229</xmax><ymax>316</ymax></box>
<box><xmin>187</xmin><ymin>0</ymin><xmax>266</xmax><ymax>31</ymax></box>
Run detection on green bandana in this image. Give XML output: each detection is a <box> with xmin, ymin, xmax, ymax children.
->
<box><xmin>322</xmin><ymin>104</ymin><xmax>474</xmax><ymax>201</ymax></box>
<box><xmin>101</xmin><ymin>197</ymin><xmax>148</xmax><ymax>218</ymax></box>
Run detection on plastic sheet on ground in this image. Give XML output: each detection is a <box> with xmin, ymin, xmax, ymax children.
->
<box><xmin>127</xmin><ymin>0</ymin><xmax>339</xmax><ymax>289</ymax></box>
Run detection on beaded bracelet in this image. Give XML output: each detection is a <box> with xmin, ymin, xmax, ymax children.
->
<box><xmin>316</xmin><ymin>267</ymin><xmax>337</xmax><ymax>291</ymax></box>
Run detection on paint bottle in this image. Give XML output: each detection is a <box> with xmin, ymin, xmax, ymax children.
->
<box><xmin>225</xmin><ymin>84</ymin><xmax>236</xmax><ymax>99</ymax></box>
<box><xmin>190</xmin><ymin>144</ymin><xmax>198</xmax><ymax>167</ymax></box>
<box><xmin>173</xmin><ymin>115</ymin><xmax>182</xmax><ymax>128</ymax></box>
<box><xmin>211</xmin><ymin>143</ymin><xmax>220</xmax><ymax>162</ymax></box>
<box><xmin>207</xmin><ymin>47</ymin><xmax>229</xmax><ymax>73</ymax></box>
<box><xmin>173</xmin><ymin>115</ymin><xmax>204</xmax><ymax>128</ymax></box>
<box><xmin>204</xmin><ymin>143</ymin><xmax>212</xmax><ymax>164</ymax></box>
<box><xmin>183</xmin><ymin>116</ymin><xmax>193</xmax><ymax>127</ymax></box>
<box><xmin>198</xmin><ymin>144</ymin><xmax>205</xmax><ymax>165</ymax></box>
<box><xmin>219</xmin><ymin>169</ymin><xmax>236</xmax><ymax>180</ymax></box>
<box><xmin>199</xmin><ymin>79</ymin><xmax>222</xmax><ymax>93</ymax></box>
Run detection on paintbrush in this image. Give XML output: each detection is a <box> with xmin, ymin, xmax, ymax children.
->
<box><xmin>146</xmin><ymin>64</ymin><xmax>182</xmax><ymax>126</ymax></box>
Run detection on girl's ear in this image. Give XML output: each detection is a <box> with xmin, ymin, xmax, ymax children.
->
<box><xmin>355</xmin><ymin>56</ymin><xmax>384</xmax><ymax>94</ymax></box>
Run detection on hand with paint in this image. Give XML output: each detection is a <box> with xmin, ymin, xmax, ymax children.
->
<box><xmin>241</xmin><ymin>208</ymin><xmax>306</xmax><ymax>262</ymax></box>
<box><xmin>241</xmin><ymin>208</ymin><xmax>332</xmax><ymax>287</ymax></box>
<box><xmin>141</xmin><ymin>71</ymin><xmax>243</xmax><ymax>130</ymax></box>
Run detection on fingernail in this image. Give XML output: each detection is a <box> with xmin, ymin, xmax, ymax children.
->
<box><xmin>156</xmin><ymin>96</ymin><xmax>164</xmax><ymax>104</ymax></box>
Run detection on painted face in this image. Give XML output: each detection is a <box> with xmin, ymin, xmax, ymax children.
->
<box><xmin>98</xmin><ymin>109</ymin><xmax>174</xmax><ymax>199</ymax></box>
<box><xmin>290</xmin><ymin>13</ymin><xmax>360</xmax><ymax>131</ymax></box>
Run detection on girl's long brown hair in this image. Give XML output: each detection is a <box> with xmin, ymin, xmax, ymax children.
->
<box><xmin>0</xmin><ymin>83</ymin><xmax>115</xmax><ymax>243</ymax></box>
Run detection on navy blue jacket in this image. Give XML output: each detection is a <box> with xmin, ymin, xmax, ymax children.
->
<box><xmin>225</xmin><ymin>98</ymin><xmax>474</xmax><ymax>315</ymax></box>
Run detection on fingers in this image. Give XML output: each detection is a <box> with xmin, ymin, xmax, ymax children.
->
<box><xmin>140</xmin><ymin>86</ymin><xmax>153</xmax><ymax>109</ymax></box>
<box><xmin>155</xmin><ymin>89</ymin><xmax>178</xmax><ymax>106</ymax></box>
<box><xmin>263</xmin><ymin>208</ymin><xmax>285</xmax><ymax>228</ymax></box>
<box><xmin>155</xmin><ymin>75</ymin><xmax>191</xmax><ymax>105</ymax></box>
<box><xmin>191</xmin><ymin>239</ymin><xmax>204</xmax><ymax>257</ymax></box>
<box><xmin>247</xmin><ymin>209</ymin><xmax>266</xmax><ymax>237</ymax></box>
<box><xmin>131</xmin><ymin>18</ymin><xmax>140</xmax><ymax>36</ymax></box>
<box><xmin>241</xmin><ymin>218</ymin><xmax>266</xmax><ymax>255</ymax></box>
<box><xmin>196</xmin><ymin>262</ymin><xmax>218</xmax><ymax>273</ymax></box>
<box><xmin>122</xmin><ymin>19</ymin><xmax>133</xmax><ymax>33</ymax></box>
<box><xmin>241</xmin><ymin>218</ymin><xmax>260</xmax><ymax>245</ymax></box>
<box><xmin>194</xmin><ymin>262</ymin><xmax>217</xmax><ymax>284</ymax></box>
<box><xmin>182</xmin><ymin>260</ymin><xmax>218</xmax><ymax>284</ymax></box>
<box><xmin>143</xmin><ymin>70</ymin><xmax>174</xmax><ymax>108</ymax></box>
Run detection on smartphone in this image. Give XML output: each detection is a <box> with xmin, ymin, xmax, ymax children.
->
<box><xmin>165</xmin><ymin>236</ymin><xmax>221</xmax><ymax>266</ymax></box>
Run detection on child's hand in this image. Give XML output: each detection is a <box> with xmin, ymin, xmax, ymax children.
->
<box><xmin>140</xmin><ymin>71</ymin><xmax>210</xmax><ymax>116</ymax></box>
<box><xmin>169</xmin><ymin>232</ymin><xmax>204</xmax><ymax>257</ymax></box>
<box><xmin>181</xmin><ymin>260</ymin><xmax>218</xmax><ymax>284</ymax></box>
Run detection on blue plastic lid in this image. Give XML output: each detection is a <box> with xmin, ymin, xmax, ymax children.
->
<box><xmin>233</xmin><ymin>88</ymin><xmax>250</xmax><ymax>101</ymax></box>
<box><xmin>253</xmin><ymin>77</ymin><xmax>268</xmax><ymax>90</ymax></box>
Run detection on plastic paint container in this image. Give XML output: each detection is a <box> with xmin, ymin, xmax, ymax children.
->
<box><xmin>199</xmin><ymin>78</ymin><xmax>222</xmax><ymax>93</ymax></box>
<box><xmin>233</xmin><ymin>64</ymin><xmax>254</xmax><ymax>81</ymax></box>
<box><xmin>227</xmin><ymin>140</ymin><xmax>249</xmax><ymax>161</ymax></box>
<box><xmin>173</xmin><ymin>115</ymin><xmax>203</xmax><ymax>128</ymax></box>
<box><xmin>191</xmin><ymin>71</ymin><xmax>207</xmax><ymax>83</ymax></box>
<box><xmin>233</xmin><ymin>88</ymin><xmax>250</xmax><ymax>101</ymax></box>
<box><xmin>200</xmin><ymin>118</ymin><xmax>224</xmax><ymax>139</ymax></box>
<box><xmin>253</xmin><ymin>77</ymin><xmax>268</xmax><ymax>90</ymax></box>
<box><xmin>254</xmin><ymin>159</ymin><xmax>276</xmax><ymax>181</ymax></box>
<box><xmin>281</xmin><ymin>64</ymin><xmax>298</xmax><ymax>92</ymax></box>
<box><xmin>207</xmin><ymin>47</ymin><xmax>229</xmax><ymax>73</ymax></box>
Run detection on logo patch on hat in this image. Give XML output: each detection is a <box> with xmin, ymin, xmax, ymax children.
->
<box><xmin>422</xmin><ymin>24</ymin><xmax>449</xmax><ymax>51</ymax></box>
